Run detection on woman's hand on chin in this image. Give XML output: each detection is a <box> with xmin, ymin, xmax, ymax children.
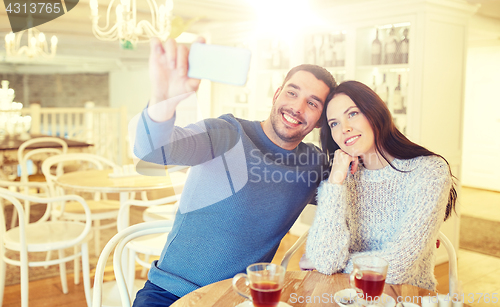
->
<box><xmin>299</xmin><ymin>254</ymin><xmax>316</xmax><ymax>271</ymax></box>
<box><xmin>328</xmin><ymin>149</ymin><xmax>359</xmax><ymax>185</ymax></box>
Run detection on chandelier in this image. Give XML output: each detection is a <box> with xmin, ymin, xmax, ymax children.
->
<box><xmin>0</xmin><ymin>80</ymin><xmax>31</xmax><ymax>138</ymax></box>
<box><xmin>89</xmin><ymin>0</ymin><xmax>196</xmax><ymax>49</ymax></box>
<box><xmin>5</xmin><ymin>28</ymin><xmax>58</xmax><ymax>58</ymax></box>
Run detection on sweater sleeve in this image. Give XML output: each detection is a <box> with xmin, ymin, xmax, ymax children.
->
<box><xmin>306</xmin><ymin>180</ymin><xmax>351</xmax><ymax>274</ymax></box>
<box><xmin>133</xmin><ymin>108</ymin><xmax>241</xmax><ymax>167</ymax></box>
<box><xmin>342</xmin><ymin>159</ymin><xmax>452</xmax><ymax>284</ymax></box>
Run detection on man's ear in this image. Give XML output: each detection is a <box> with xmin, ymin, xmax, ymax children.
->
<box><xmin>272</xmin><ymin>87</ymin><xmax>282</xmax><ymax>104</ymax></box>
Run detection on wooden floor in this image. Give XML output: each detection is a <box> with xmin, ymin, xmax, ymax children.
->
<box><xmin>2</xmin><ymin>187</ymin><xmax>500</xmax><ymax>306</ymax></box>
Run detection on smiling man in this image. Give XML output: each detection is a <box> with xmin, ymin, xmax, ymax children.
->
<box><xmin>132</xmin><ymin>37</ymin><xmax>337</xmax><ymax>307</ymax></box>
<box><xmin>264</xmin><ymin>70</ymin><xmax>330</xmax><ymax>149</ymax></box>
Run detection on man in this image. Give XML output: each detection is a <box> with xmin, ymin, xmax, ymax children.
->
<box><xmin>132</xmin><ymin>37</ymin><xmax>336</xmax><ymax>306</ymax></box>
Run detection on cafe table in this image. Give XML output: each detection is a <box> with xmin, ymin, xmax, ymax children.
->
<box><xmin>171</xmin><ymin>271</ymin><xmax>451</xmax><ymax>307</ymax></box>
<box><xmin>54</xmin><ymin>168</ymin><xmax>187</xmax><ymax>305</ymax></box>
<box><xmin>0</xmin><ymin>133</ymin><xmax>92</xmax><ymax>179</ymax></box>
<box><xmin>54</xmin><ymin>169</ymin><xmax>187</xmax><ymax>223</ymax></box>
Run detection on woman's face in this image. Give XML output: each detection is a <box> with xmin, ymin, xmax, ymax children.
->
<box><xmin>326</xmin><ymin>93</ymin><xmax>376</xmax><ymax>158</ymax></box>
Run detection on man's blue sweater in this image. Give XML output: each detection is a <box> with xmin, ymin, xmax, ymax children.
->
<box><xmin>134</xmin><ymin>110</ymin><xmax>327</xmax><ymax>297</ymax></box>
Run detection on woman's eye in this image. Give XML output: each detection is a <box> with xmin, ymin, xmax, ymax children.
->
<box><xmin>330</xmin><ymin>122</ymin><xmax>338</xmax><ymax>128</ymax></box>
<box><xmin>348</xmin><ymin>111</ymin><xmax>358</xmax><ymax>118</ymax></box>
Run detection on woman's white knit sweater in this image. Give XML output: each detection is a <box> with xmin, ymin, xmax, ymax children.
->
<box><xmin>305</xmin><ymin>155</ymin><xmax>453</xmax><ymax>291</ymax></box>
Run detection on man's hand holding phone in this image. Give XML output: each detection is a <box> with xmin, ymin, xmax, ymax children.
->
<box><xmin>147</xmin><ymin>37</ymin><xmax>251</xmax><ymax>123</ymax></box>
<box><xmin>148</xmin><ymin>37</ymin><xmax>205</xmax><ymax>122</ymax></box>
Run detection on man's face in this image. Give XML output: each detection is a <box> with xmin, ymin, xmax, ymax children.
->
<box><xmin>269</xmin><ymin>71</ymin><xmax>330</xmax><ymax>144</ymax></box>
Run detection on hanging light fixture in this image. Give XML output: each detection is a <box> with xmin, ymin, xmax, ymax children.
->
<box><xmin>0</xmin><ymin>80</ymin><xmax>31</xmax><ymax>138</ymax></box>
<box><xmin>89</xmin><ymin>0</ymin><xmax>196</xmax><ymax>49</ymax></box>
<box><xmin>4</xmin><ymin>27</ymin><xmax>58</xmax><ymax>58</ymax></box>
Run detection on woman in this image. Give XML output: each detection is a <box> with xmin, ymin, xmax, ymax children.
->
<box><xmin>300</xmin><ymin>80</ymin><xmax>456</xmax><ymax>291</ymax></box>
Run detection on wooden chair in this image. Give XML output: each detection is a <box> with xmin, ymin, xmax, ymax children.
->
<box><xmin>42</xmin><ymin>153</ymin><xmax>121</xmax><ymax>256</ymax></box>
<box><xmin>92</xmin><ymin>220</ymin><xmax>174</xmax><ymax>307</ymax></box>
<box><xmin>0</xmin><ymin>183</ymin><xmax>92</xmax><ymax>307</ymax></box>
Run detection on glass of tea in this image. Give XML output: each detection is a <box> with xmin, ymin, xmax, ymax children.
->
<box><xmin>232</xmin><ymin>263</ymin><xmax>286</xmax><ymax>307</ymax></box>
<box><xmin>349</xmin><ymin>256</ymin><xmax>389</xmax><ymax>306</ymax></box>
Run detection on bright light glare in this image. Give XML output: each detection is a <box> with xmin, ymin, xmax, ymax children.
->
<box><xmin>246</xmin><ymin>0</ymin><xmax>325</xmax><ymax>42</ymax></box>
<box><xmin>176</xmin><ymin>32</ymin><xmax>198</xmax><ymax>43</ymax></box>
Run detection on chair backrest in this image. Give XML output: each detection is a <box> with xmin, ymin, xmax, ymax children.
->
<box><xmin>118</xmin><ymin>195</ymin><xmax>181</xmax><ymax>231</ymax></box>
<box><xmin>280</xmin><ymin>229</ymin><xmax>309</xmax><ymax>270</ymax></box>
<box><xmin>92</xmin><ymin>220</ymin><xmax>174</xmax><ymax>307</ymax></box>
<box><xmin>41</xmin><ymin>153</ymin><xmax>119</xmax><ymax>197</ymax></box>
<box><xmin>437</xmin><ymin>231</ymin><xmax>459</xmax><ymax>295</ymax></box>
<box><xmin>0</xmin><ymin>186</ymin><xmax>92</xmax><ymax>250</ymax></box>
<box><xmin>17</xmin><ymin>137</ymin><xmax>68</xmax><ymax>182</ymax></box>
<box><xmin>0</xmin><ymin>180</ymin><xmax>52</xmax><ymax>225</ymax></box>
<box><xmin>280</xmin><ymin>230</ymin><xmax>459</xmax><ymax>295</ymax></box>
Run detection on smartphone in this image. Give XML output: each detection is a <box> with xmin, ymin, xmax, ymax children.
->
<box><xmin>188</xmin><ymin>43</ymin><xmax>252</xmax><ymax>86</ymax></box>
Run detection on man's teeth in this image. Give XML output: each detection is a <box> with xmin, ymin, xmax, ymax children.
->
<box><xmin>283</xmin><ymin>113</ymin><xmax>299</xmax><ymax>124</ymax></box>
<box><xmin>346</xmin><ymin>136</ymin><xmax>360</xmax><ymax>144</ymax></box>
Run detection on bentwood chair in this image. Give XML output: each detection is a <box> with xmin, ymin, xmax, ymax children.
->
<box><xmin>10</xmin><ymin>137</ymin><xmax>68</xmax><ymax>229</ymax></box>
<box><xmin>280</xmin><ymin>229</ymin><xmax>459</xmax><ymax>295</ymax></box>
<box><xmin>92</xmin><ymin>220</ymin><xmax>174</xmax><ymax>307</ymax></box>
<box><xmin>42</xmin><ymin>153</ymin><xmax>121</xmax><ymax>256</ymax></box>
<box><xmin>0</xmin><ymin>184</ymin><xmax>92</xmax><ymax>307</ymax></box>
<box><xmin>117</xmin><ymin>194</ymin><xmax>180</xmax><ymax>299</ymax></box>
<box><xmin>436</xmin><ymin>232</ymin><xmax>459</xmax><ymax>295</ymax></box>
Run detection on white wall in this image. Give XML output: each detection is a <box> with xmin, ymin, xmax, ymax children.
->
<box><xmin>109</xmin><ymin>69</ymin><xmax>212</xmax><ymax>123</ymax></box>
<box><xmin>462</xmin><ymin>45</ymin><xmax>500</xmax><ymax>191</ymax></box>
<box><xmin>461</xmin><ymin>14</ymin><xmax>500</xmax><ymax>191</ymax></box>
<box><xmin>109</xmin><ymin>69</ymin><xmax>151</xmax><ymax>121</ymax></box>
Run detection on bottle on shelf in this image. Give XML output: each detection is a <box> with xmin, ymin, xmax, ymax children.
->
<box><xmin>400</xmin><ymin>28</ymin><xmax>409</xmax><ymax>64</ymax></box>
<box><xmin>281</xmin><ymin>42</ymin><xmax>290</xmax><ymax>69</ymax></box>
<box><xmin>271</xmin><ymin>40</ymin><xmax>281</xmax><ymax>69</ymax></box>
<box><xmin>372</xmin><ymin>75</ymin><xmax>378</xmax><ymax>92</ymax></box>
<box><xmin>335</xmin><ymin>73</ymin><xmax>344</xmax><ymax>83</ymax></box>
<box><xmin>334</xmin><ymin>33</ymin><xmax>346</xmax><ymax>67</ymax></box>
<box><xmin>305</xmin><ymin>35</ymin><xmax>316</xmax><ymax>65</ymax></box>
<box><xmin>323</xmin><ymin>34</ymin><xmax>335</xmax><ymax>67</ymax></box>
<box><xmin>314</xmin><ymin>34</ymin><xmax>325</xmax><ymax>66</ymax></box>
<box><xmin>261</xmin><ymin>39</ymin><xmax>273</xmax><ymax>69</ymax></box>
<box><xmin>395</xmin><ymin>116</ymin><xmax>407</xmax><ymax>135</ymax></box>
<box><xmin>393</xmin><ymin>75</ymin><xmax>405</xmax><ymax>114</ymax></box>
<box><xmin>237</xmin><ymin>88</ymin><xmax>249</xmax><ymax>104</ymax></box>
<box><xmin>384</xmin><ymin>27</ymin><xmax>398</xmax><ymax>65</ymax></box>
<box><xmin>268</xmin><ymin>76</ymin><xmax>275</xmax><ymax>98</ymax></box>
<box><xmin>376</xmin><ymin>73</ymin><xmax>389</xmax><ymax>105</ymax></box>
<box><xmin>371</xmin><ymin>28</ymin><xmax>382</xmax><ymax>65</ymax></box>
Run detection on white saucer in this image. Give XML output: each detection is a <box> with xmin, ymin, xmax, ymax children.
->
<box><xmin>333</xmin><ymin>289</ymin><xmax>396</xmax><ymax>307</ymax></box>
<box><xmin>235</xmin><ymin>301</ymin><xmax>292</xmax><ymax>307</ymax></box>
<box><xmin>334</xmin><ymin>289</ymin><xmax>359</xmax><ymax>306</ymax></box>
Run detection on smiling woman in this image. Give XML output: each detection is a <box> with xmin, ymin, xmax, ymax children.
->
<box><xmin>300</xmin><ymin>80</ymin><xmax>458</xmax><ymax>292</ymax></box>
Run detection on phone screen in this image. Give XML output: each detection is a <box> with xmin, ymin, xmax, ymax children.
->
<box><xmin>188</xmin><ymin>43</ymin><xmax>252</xmax><ymax>86</ymax></box>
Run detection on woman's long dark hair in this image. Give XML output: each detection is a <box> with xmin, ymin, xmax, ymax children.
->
<box><xmin>320</xmin><ymin>80</ymin><xmax>457</xmax><ymax>221</ymax></box>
